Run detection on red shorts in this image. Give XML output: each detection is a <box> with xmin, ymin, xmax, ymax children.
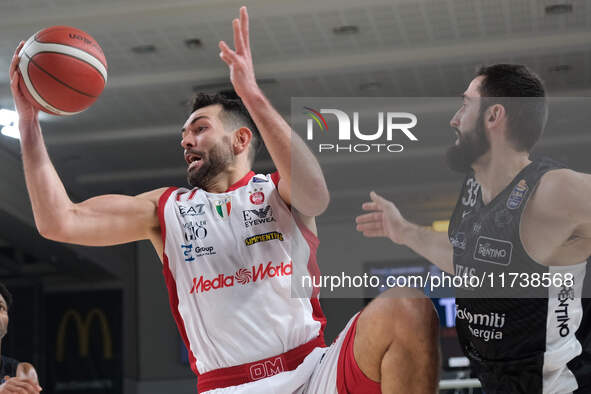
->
<box><xmin>336</xmin><ymin>313</ymin><xmax>382</xmax><ymax>394</ymax></box>
<box><xmin>199</xmin><ymin>312</ymin><xmax>382</xmax><ymax>393</ymax></box>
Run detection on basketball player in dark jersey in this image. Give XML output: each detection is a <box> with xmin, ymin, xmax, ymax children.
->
<box><xmin>0</xmin><ymin>283</ymin><xmax>41</xmax><ymax>393</ymax></box>
<box><xmin>356</xmin><ymin>64</ymin><xmax>591</xmax><ymax>393</ymax></box>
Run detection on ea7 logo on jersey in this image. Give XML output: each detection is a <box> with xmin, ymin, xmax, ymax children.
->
<box><xmin>473</xmin><ymin>236</ymin><xmax>512</xmax><ymax>266</ymax></box>
<box><xmin>243</xmin><ymin>205</ymin><xmax>276</xmax><ymax>227</ymax></box>
<box><xmin>178</xmin><ymin>203</ymin><xmax>205</xmax><ymax>216</ymax></box>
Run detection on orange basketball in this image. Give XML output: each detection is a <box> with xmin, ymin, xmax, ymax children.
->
<box><xmin>17</xmin><ymin>26</ymin><xmax>108</xmax><ymax>116</ymax></box>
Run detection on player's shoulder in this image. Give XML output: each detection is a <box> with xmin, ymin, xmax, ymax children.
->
<box><xmin>534</xmin><ymin>169</ymin><xmax>591</xmax><ymax>211</ymax></box>
<box><xmin>135</xmin><ymin>187</ymin><xmax>173</xmax><ymax>205</ymax></box>
<box><xmin>538</xmin><ymin>168</ymin><xmax>584</xmax><ymax>192</ymax></box>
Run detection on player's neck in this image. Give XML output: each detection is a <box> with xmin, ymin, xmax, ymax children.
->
<box><xmin>203</xmin><ymin>165</ymin><xmax>252</xmax><ymax>193</ymax></box>
<box><xmin>472</xmin><ymin>150</ymin><xmax>531</xmax><ymax>205</ymax></box>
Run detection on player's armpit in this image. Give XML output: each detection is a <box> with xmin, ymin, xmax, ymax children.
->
<box><xmin>42</xmin><ymin>187</ymin><xmax>168</xmax><ymax>247</ymax></box>
<box><xmin>276</xmin><ymin>175</ymin><xmax>329</xmax><ymax>218</ymax></box>
<box><xmin>291</xmin><ymin>208</ymin><xmax>318</xmax><ymax>237</ymax></box>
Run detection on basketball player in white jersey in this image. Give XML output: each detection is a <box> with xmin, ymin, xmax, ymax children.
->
<box><xmin>9</xmin><ymin>7</ymin><xmax>439</xmax><ymax>393</ymax></box>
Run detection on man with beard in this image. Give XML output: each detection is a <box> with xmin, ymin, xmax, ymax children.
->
<box><xmin>356</xmin><ymin>63</ymin><xmax>591</xmax><ymax>393</ymax></box>
<box><xmin>0</xmin><ymin>283</ymin><xmax>41</xmax><ymax>394</ymax></box>
<box><xmin>9</xmin><ymin>6</ymin><xmax>440</xmax><ymax>394</ymax></box>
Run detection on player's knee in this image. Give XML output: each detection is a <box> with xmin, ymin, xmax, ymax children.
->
<box><xmin>363</xmin><ymin>288</ymin><xmax>439</xmax><ymax>345</ymax></box>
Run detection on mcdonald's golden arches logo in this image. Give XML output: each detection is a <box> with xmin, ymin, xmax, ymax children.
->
<box><xmin>56</xmin><ymin>308</ymin><xmax>113</xmax><ymax>362</ymax></box>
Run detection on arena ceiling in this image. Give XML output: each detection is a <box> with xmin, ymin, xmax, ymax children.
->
<box><xmin>0</xmin><ymin>0</ymin><xmax>589</xmax><ymax>280</ymax></box>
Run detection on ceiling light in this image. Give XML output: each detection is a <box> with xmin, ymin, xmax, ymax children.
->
<box><xmin>332</xmin><ymin>25</ymin><xmax>359</xmax><ymax>35</ymax></box>
<box><xmin>1</xmin><ymin>126</ymin><xmax>20</xmax><ymax>140</ymax></box>
<box><xmin>545</xmin><ymin>3</ymin><xmax>573</xmax><ymax>15</ymax></box>
<box><xmin>192</xmin><ymin>78</ymin><xmax>278</xmax><ymax>92</ymax></box>
<box><xmin>0</xmin><ymin>109</ymin><xmax>19</xmax><ymax>139</ymax></box>
<box><xmin>359</xmin><ymin>82</ymin><xmax>382</xmax><ymax>91</ymax></box>
<box><xmin>131</xmin><ymin>44</ymin><xmax>157</xmax><ymax>54</ymax></box>
<box><xmin>184</xmin><ymin>38</ymin><xmax>203</xmax><ymax>49</ymax></box>
<box><xmin>0</xmin><ymin>109</ymin><xmax>17</xmax><ymax>127</ymax></box>
<box><xmin>548</xmin><ymin>64</ymin><xmax>571</xmax><ymax>72</ymax></box>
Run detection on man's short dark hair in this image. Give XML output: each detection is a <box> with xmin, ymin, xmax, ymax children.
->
<box><xmin>0</xmin><ymin>283</ymin><xmax>13</xmax><ymax>311</ymax></box>
<box><xmin>191</xmin><ymin>92</ymin><xmax>261</xmax><ymax>163</ymax></box>
<box><xmin>476</xmin><ymin>64</ymin><xmax>547</xmax><ymax>152</ymax></box>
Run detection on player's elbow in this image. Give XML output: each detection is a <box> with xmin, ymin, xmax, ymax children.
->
<box><xmin>299</xmin><ymin>184</ymin><xmax>330</xmax><ymax>217</ymax></box>
<box><xmin>37</xmin><ymin>221</ymin><xmax>64</xmax><ymax>241</ymax></box>
<box><xmin>36</xmin><ymin>216</ymin><xmax>71</xmax><ymax>242</ymax></box>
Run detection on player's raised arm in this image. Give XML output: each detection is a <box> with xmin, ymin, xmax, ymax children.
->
<box><xmin>9</xmin><ymin>41</ymin><xmax>162</xmax><ymax>247</ymax></box>
<box><xmin>218</xmin><ymin>7</ymin><xmax>329</xmax><ymax>217</ymax></box>
<box><xmin>356</xmin><ymin>191</ymin><xmax>454</xmax><ymax>273</ymax></box>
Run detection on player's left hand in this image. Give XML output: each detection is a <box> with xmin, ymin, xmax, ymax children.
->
<box><xmin>219</xmin><ymin>6</ymin><xmax>259</xmax><ymax>99</ymax></box>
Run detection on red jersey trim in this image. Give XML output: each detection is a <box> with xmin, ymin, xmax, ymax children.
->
<box><xmin>293</xmin><ymin>214</ymin><xmax>326</xmax><ymax>339</ymax></box>
<box><xmin>157</xmin><ymin>187</ymin><xmax>200</xmax><ymax>377</ymax></box>
<box><xmin>197</xmin><ymin>335</ymin><xmax>324</xmax><ymax>392</ymax></box>
<box><xmin>270</xmin><ymin>171</ymin><xmax>280</xmax><ymax>188</ymax></box>
<box><xmin>226</xmin><ymin>171</ymin><xmax>255</xmax><ymax>192</ymax></box>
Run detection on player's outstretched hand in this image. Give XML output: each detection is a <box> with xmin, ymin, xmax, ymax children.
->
<box><xmin>218</xmin><ymin>6</ymin><xmax>259</xmax><ymax>99</ymax></box>
<box><xmin>9</xmin><ymin>41</ymin><xmax>38</xmax><ymax>123</ymax></box>
<box><xmin>355</xmin><ymin>191</ymin><xmax>409</xmax><ymax>245</ymax></box>
<box><xmin>0</xmin><ymin>376</ymin><xmax>42</xmax><ymax>393</ymax></box>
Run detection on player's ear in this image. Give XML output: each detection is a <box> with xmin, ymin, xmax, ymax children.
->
<box><xmin>486</xmin><ymin>104</ymin><xmax>505</xmax><ymax>127</ymax></box>
<box><xmin>233</xmin><ymin>127</ymin><xmax>252</xmax><ymax>155</ymax></box>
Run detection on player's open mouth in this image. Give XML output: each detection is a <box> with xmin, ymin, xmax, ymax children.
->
<box><xmin>186</xmin><ymin>153</ymin><xmax>202</xmax><ymax>170</ymax></box>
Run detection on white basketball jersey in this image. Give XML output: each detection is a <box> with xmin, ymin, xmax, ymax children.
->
<box><xmin>158</xmin><ymin>171</ymin><xmax>326</xmax><ymax>375</ymax></box>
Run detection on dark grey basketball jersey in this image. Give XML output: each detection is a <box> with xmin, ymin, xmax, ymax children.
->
<box><xmin>448</xmin><ymin>157</ymin><xmax>591</xmax><ymax>393</ymax></box>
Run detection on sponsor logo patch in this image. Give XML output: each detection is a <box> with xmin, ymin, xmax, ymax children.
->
<box><xmin>556</xmin><ymin>285</ymin><xmax>575</xmax><ymax>337</ymax></box>
<box><xmin>450</xmin><ymin>232</ymin><xmax>467</xmax><ymax>256</ymax></box>
<box><xmin>178</xmin><ymin>203</ymin><xmax>206</xmax><ymax>217</ymax></box>
<box><xmin>242</xmin><ymin>205</ymin><xmax>276</xmax><ymax>227</ymax></box>
<box><xmin>183</xmin><ymin>220</ymin><xmax>207</xmax><ymax>241</ymax></box>
<box><xmin>244</xmin><ymin>231</ymin><xmax>284</xmax><ymax>246</ymax></box>
<box><xmin>212</xmin><ymin>197</ymin><xmax>232</xmax><ymax>220</ymax></box>
<box><xmin>189</xmin><ymin>261</ymin><xmax>293</xmax><ymax>293</ymax></box>
<box><xmin>456</xmin><ymin>307</ymin><xmax>506</xmax><ymax>342</ymax></box>
<box><xmin>248</xmin><ymin>187</ymin><xmax>265</xmax><ymax>205</ymax></box>
<box><xmin>181</xmin><ymin>243</ymin><xmax>216</xmax><ymax>262</ymax></box>
<box><xmin>252</xmin><ymin>176</ymin><xmax>269</xmax><ymax>183</ymax></box>
<box><xmin>473</xmin><ymin>236</ymin><xmax>512</xmax><ymax>266</ymax></box>
<box><xmin>506</xmin><ymin>179</ymin><xmax>528</xmax><ymax>210</ymax></box>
